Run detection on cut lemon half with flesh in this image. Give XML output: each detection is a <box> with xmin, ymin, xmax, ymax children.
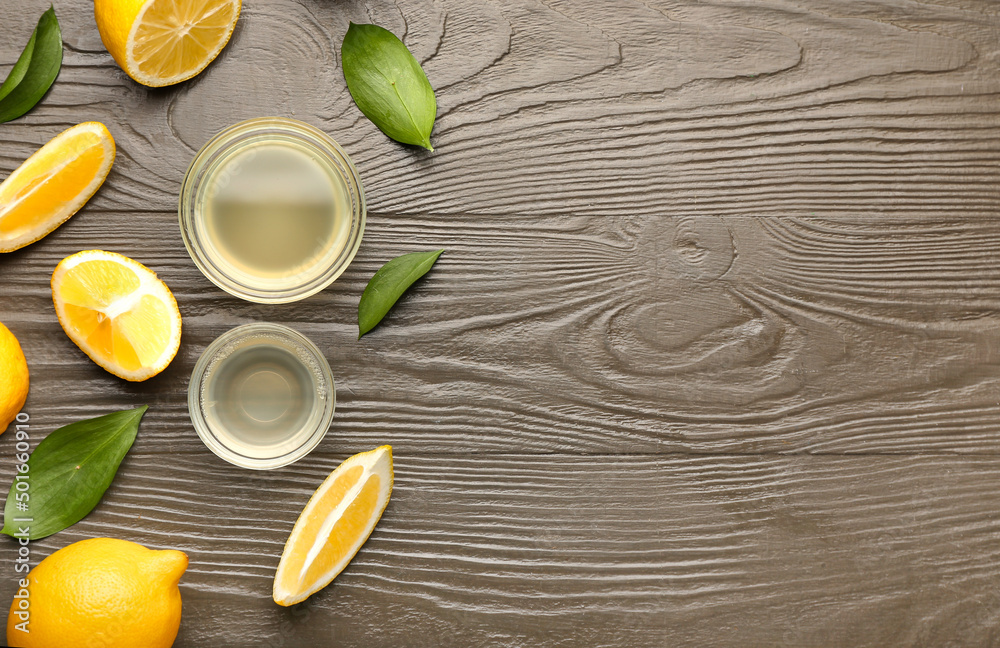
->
<box><xmin>0</xmin><ymin>122</ymin><xmax>115</xmax><ymax>253</ymax></box>
<box><xmin>52</xmin><ymin>250</ymin><xmax>182</xmax><ymax>382</ymax></box>
<box><xmin>95</xmin><ymin>0</ymin><xmax>241</xmax><ymax>87</ymax></box>
<box><xmin>273</xmin><ymin>446</ymin><xmax>394</xmax><ymax>606</ymax></box>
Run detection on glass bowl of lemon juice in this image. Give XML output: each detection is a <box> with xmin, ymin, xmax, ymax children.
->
<box><xmin>189</xmin><ymin>323</ymin><xmax>335</xmax><ymax>470</ymax></box>
<box><xmin>179</xmin><ymin>117</ymin><xmax>365</xmax><ymax>303</ymax></box>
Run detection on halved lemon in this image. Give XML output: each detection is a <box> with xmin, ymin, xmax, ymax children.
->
<box><xmin>0</xmin><ymin>122</ymin><xmax>115</xmax><ymax>253</ymax></box>
<box><xmin>273</xmin><ymin>446</ymin><xmax>394</xmax><ymax>606</ymax></box>
<box><xmin>95</xmin><ymin>0</ymin><xmax>241</xmax><ymax>87</ymax></box>
<box><xmin>51</xmin><ymin>250</ymin><xmax>182</xmax><ymax>382</ymax></box>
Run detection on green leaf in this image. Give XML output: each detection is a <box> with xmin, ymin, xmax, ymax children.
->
<box><xmin>0</xmin><ymin>7</ymin><xmax>63</xmax><ymax>124</ymax></box>
<box><xmin>2</xmin><ymin>406</ymin><xmax>147</xmax><ymax>540</ymax></box>
<box><xmin>359</xmin><ymin>249</ymin><xmax>444</xmax><ymax>337</ymax></box>
<box><xmin>341</xmin><ymin>23</ymin><xmax>436</xmax><ymax>151</ymax></box>
<box><xmin>0</xmin><ymin>30</ymin><xmax>36</xmax><ymax>104</ymax></box>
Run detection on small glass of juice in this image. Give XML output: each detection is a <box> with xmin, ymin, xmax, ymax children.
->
<box><xmin>179</xmin><ymin>117</ymin><xmax>365</xmax><ymax>303</ymax></box>
<box><xmin>188</xmin><ymin>323</ymin><xmax>335</xmax><ymax>470</ymax></box>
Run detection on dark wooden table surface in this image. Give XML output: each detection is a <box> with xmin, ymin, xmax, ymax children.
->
<box><xmin>3</xmin><ymin>0</ymin><xmax>1000</xmax><ymax>645</ymax></box>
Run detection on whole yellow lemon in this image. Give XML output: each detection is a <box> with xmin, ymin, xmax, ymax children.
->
<box><xmin>0</xmin><ymin>322</ymin><xmax>29</xmax><ymax>434</ymax></box>
<box><xmin>7</xmin><ymin>538</ymin><xmax>187</xmax><ymax>648</ymax></box>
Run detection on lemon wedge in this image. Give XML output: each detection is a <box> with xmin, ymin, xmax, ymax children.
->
<box><xmin>51</xmin><ymin>250</ymin><xmax>182</xmax><ymax>381</ymax></box>
<box><xmin>0</xmin><ymin>122</ymin><xmax>115</xmax><ymax>254</ymax></box>
<box><xmin>273</xmin><ymin>446</ymin><xmax>394</xmax><ymax>606</ymax></box>
<box><xmin>95</xmin><ymin>0</ymin><xmax>241</xmax><ymax>87</ymax></box>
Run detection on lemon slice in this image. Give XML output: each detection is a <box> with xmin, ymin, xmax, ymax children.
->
<box><xmin>0</xmin><ymin>122</ymin><xmax>115</xmax><ymax>254</ymax></box>
<box><xmin>51</xmin><ymin>251</ymin><xmax>182</xmax><ymax>382</ymax></box>
<box><xmin>273</xmin><ymin>446</ymin><xmax>394</xmax><ymax>606</ymax></box>
<box><xmin>95</xmin><ymin>0</ymin><xmax>241</xmax><ymax>87</ymax></box>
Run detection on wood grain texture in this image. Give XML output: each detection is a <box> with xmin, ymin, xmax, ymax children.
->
<box><xmin>1</xmin><ymin>452</ymin><xmax>1000</xmax><ymax>647</ymax></box>
<box><xmin>2</xmin><ymin>0</ymin><xmax>1000</xmax><ymax>646</ymax></box>
<box><xmin>3</xmin><ymin>214</ymin><xmax>1000</xmax><ymax>454</ymax></box>
<box><xmin>1</xmin><ymin>0</ymin><xmax>998</xmax><ymax>217</ymax></box>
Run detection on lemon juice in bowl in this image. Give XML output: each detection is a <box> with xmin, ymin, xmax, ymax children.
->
<box><xmin>180</xmin><ymin>119</ymin><xmax>358</xmax><ymax>466</ymax></box>
<box><xmin>189</xmin><ymin>323</ymin><xmax>335</xmax><ymax>470</ymax></box>
<box><xmin>179</xmin><ymin>117</ymin><xmax>365</xmax><ymax>304</ymax></box>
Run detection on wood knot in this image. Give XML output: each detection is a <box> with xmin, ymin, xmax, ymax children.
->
<box><xmin>636</xmin><ymin>216</ymin><xmax>736</xmax><ymax>286</ymax></box>
<box><xmin>673</xmin><ymin>224</ymin><xmax>709</xmax><ymax>265</ymax></box>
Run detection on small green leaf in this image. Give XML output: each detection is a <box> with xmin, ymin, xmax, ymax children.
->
<box><xmin>341</xmin><ymin>23</ymin><xmax>436</xmax><ymax>151</ymax></box>
<box><xmin>0</xmin><ymin>7</ymin><xmax>62</xmax><ymax>124</ymax></box>
<box><xmin>0</xmin><ymin>30</ymin><xmax>37</xmax><ymax>104</ymax></box>
<box><xmin>359</xmin><ymin>249</ymin><xmax>444</xmax><ymax>337</ymax></box>
<box><xmin>2</xmin><ymin>406</ymin><xmax>147</xmax><ymax>540</ymax></box>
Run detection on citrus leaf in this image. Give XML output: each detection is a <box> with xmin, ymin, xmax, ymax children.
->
<box><xmin>2</xmin><ymin>406</ymin><xmax>147</xmax><ymax>540</ymax></box>
<box><xmin>341</xmin><ymin>23</ymin><xmax>436</xmax><ymax>151</ymax></box>
<box><xmin>0</xmin><ymin>7</ymin><xmax>62</xmax><ymax>124</ymax></box>
<box><xmin>0</xmin><ymin>29</ymin><xmax>37</xmax><ymax>104</ymax></box>
<box><xmin>359</xmin><ymin>249</ymin><xmax>443</xmax><ymax>337</ymax></box>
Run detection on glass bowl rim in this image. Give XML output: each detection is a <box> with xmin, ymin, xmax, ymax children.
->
<box><xmin>178</xmin><ymin>116</ymin><xmax>366</xmax><ymax>304</ymax></box>
<box><xmin>187</xmin><ymin>322</ymin><xmax>336</xmax><ymax>470</ymax></box>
